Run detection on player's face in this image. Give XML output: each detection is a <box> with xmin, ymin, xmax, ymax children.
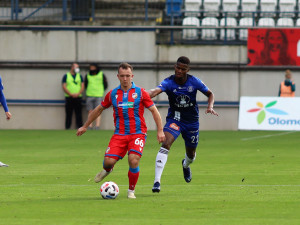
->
<box><xmin>118</xmin><ymin>68</ymin><xmax>134</xmax><ymax>89</ymax></box>
<box><xmin>174</xmin><ymin>63</ymin><xmax>189</xmax><ymax>80</ymax></box>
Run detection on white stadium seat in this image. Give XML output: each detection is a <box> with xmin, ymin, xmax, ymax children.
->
<box><xmin>258</xmin><ymin>17</ymin><xmax>275</xmax><ymax>27</ymax></box>
<box><xmin>239</xmin><ymin>17</ymin><xmax>254</xmax><ymax>40</ymax></box>
<box><xmin>277</xmin><ymin>17</ymin><xmax>294</xmax><ymax>27</ymax></box>
<box><xmin>241</xmin><ymin>0</ymin><xmax>258</xmax><ymax>16</ymax></box>
<box><xmin>260</xmin><ymin>0</ymin><xmax>277</xmax><ymax>17</ymax></box>
<box><xmin>222</xmin><ymin>0</ymin><xmax>239</xmax><ymax>16</ymax></box>
<box><xmin>296</xmin><ymin>18</ymin><xmax>300</xmax><ymax>26</ymax></box>
<box><xmin>185</xmin><ymin>0</ymin><xmax>202</xmax><ymax>16</ymax></box>
<box><xmin>220</xmin><ymin>17</ymin><xmax>237</xmax><ymax>40</ymax></box>
<box><xmin>182</xmin><ymin>17</ymin><xmax>200</xmax><ymax>40</ymax></box>
<box><xmin>279</xmin><ymin>0</ymin><xmax>296</xmax><ymax>17</ymax></box>
<box><xmin>203</xmin><ymin>0</ymin><xmax>221</xmax><ymax>16</ymax></box>
<box><xmin>201</xmin><ymin>17</ymin><xmax>219</xmax><ymax>40</ymax></box>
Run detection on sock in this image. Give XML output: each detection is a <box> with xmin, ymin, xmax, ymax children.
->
<box><xmin>183</xmin><ymin>153</ymin><xmax>196</xmax><ymax>168</ymax></box>
<box><xmin>154</xmin><ymin>147</ymin><xmax>169</xmax><ymax>183</ymax></box>
<box><xmin>128</xmin><ymin>166</ymin><xmax>140</xmax><ymax>191</ymax></box>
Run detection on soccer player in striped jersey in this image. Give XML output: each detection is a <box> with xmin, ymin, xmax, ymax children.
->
<box><xmin>0</xmin><ymin>75</ymin><xmax>12</xmax><ymax>167</ymax></box>
<box><xmin>77</xmin><ymin>63</ymin><xmax>165</xmax><ymax>199</ymax></box>
<box><xmin>148</xmin><ymin>56</ymin><xmax>218</xmax><ymax>192</ymax></box>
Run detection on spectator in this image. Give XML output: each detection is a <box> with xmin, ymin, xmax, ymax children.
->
<box><xmin>62</xmin><ymin>63</ymin><xmax>84</xmax><ymax>129</ymax></box>
<box><xmin>279</xmin><ymin>69</ymin><xmax>295</xmax><ymax>97</ymax></box>
<box><xmin>85</xmin><ymin>63</ymin><xmax>108</xmax><ymax>130</ymax></box>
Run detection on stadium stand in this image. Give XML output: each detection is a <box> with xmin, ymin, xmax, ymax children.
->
<box><xmin>220</xmin><ymin>17</ymin><xmax>237</xmax><ymax>40</ymax></box>
<box><xmin>203</xmin><ymin>0</ymin><xmax>221</xmax><ymax>16</ymax></box>
<box><xmin>184</xmin><ymin>0</ymin><xmax>202</xmax><ymax>16</ymax></box>
<box><xmin>258</xmin><ymin>17</ymin><xmax>276</xmax><ymax>27</ymax></box>
<box><xmin>201</xmin><ymin>17</ymin><xmax>219</xmax><ymax>40</ymax></box>
<box><xmin>239</xmin><ymin>17</ymin><xmax>254</xmax><ymax>40</ymax></box>
<box><xmin>279</xmin><ymin>0</ymin><xmax>296</xmax><ymax>17</ymax></box>
<box><xmin>277</xmin><ymin>17</ymin><xmax>294</xmax><ymax>27</ymax></box>
<box><xmin>222</xmin><ymin>0</ymin><xmax>239</xmax><ymax>16</ymax></box>
<box><xmin>241</xmin><ymin>0</ymin><xmax>258</xmax><ymax>16</ymax></box>
<box><xmin>260</xmin><ymin>0</ymin><xmax>277</xmax><ymax>17</ymax></box>
<box><xmin>182</xmin><ymin>16</ymin><xmax>200</xmax><ymax>39</ymax></box>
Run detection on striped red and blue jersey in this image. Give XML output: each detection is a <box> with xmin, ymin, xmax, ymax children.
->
<box><xmin>101</xmin><ymin>82</ymin><xmax>154</xmax><ymax>135</ymax></box>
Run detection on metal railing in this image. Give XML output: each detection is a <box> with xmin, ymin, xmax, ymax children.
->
<box><xmin>0</xmin><ymin>0</ymin><xmax>164</xmax><ymax>21</ymax></box>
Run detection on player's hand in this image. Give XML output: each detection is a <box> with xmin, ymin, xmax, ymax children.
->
<box><xmin>5</xmin><ymin>112</ymin><xmax>11</xmax><ymax>120</ymax></box>
<box><xmin>76</xmin><ymin>127</ymin><xmax>87</xmax><ymax>136</ymax></box>
<box><xmin>157</xmin><ymin>130</ymin><xmax>166</xmax><ymax>144</ymax></box>
<box><xmin>205</xmin><ymin>107</ymin><xmax>218</xmax><ymax>116</ymax></box>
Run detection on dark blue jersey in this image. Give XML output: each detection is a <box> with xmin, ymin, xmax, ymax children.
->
<box><xmin>158</xmin><ymin>74</ymin><xmax>209</xmax><ymax>123</ymax></box>
<box><xmin>0</xmin><ymin>76</ymin><xmax>9</xmax><ymax>112</ymax></box>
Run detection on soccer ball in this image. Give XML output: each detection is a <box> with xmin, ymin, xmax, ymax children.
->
<box><xmin>100</xmin><ymin>181</ymin><xmax>119</xmax><ymax>199</ymax></box>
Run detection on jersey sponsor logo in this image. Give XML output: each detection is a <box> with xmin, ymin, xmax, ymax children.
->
<box><xmin>169</xmin><ymin>123</ymin><xmax>180</xmax><ymax>131</ymax></box>
<box><xmin>188</xmin><ymin>86</ymin><xmax>194</xmax><ymax>92</ymax></box>
<box><xmin>106</xmin><ymin>147</ymin><xmax>110</xmax><ymax>153</ymax></box>
<box><xmin>118</xmin><ymin>101</ymin><xmax>134</xmax><ymax>108</ymax></box>
<box><xmin>175</xmin><ymin>95</ymin><xmax>193</xmax><ymax>108</ymax></box>
<box><xmin>132</xmin><ymin>93</ymin><xmax>138</xmax><ymax>99</ymax></box>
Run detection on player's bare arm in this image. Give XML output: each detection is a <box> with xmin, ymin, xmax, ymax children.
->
<box><xmin>148</xmin><ymin>105</ymin><xmax>166</xmax><ymax>143</ymax></box>
<box><xmin>5</xmin><ymin>112</ymin><xmax>11</xmax><ymax>120</ymax></box>
<box><xmin>76</xmin><ymin>104</ymin><xmax>105</xmax><ymax>136</ymax></box>
<box><xmin>204</xmin><ymin>90</ymin><xmax>219</xmax><ymax>116</ymax></box>
<box><xmin>148</xmin><ymin>87</ymin><xmax>163</xmax><ymax>99</ymax></box>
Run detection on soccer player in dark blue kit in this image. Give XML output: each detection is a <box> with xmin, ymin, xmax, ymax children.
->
<box><xmin>148</xmin><ymin>56</ymin><xmax>218</xmax><ymax>192</ymax></box>
<box><xmin>0</xmin><ymin>75</ymin><xmax>12</xmax><ymax>167</ymax></box>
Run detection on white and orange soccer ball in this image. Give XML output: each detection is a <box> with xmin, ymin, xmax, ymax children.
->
<box><xmin>100</xmin><ymin>181</ymin><xmax>119</xmax><ymax>199</ymax></box>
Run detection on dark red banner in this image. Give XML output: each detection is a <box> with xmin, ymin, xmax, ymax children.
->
<box><xmin>247</xmin><ymin>29</ymin><xmax>300</xmax><ymax>66</ymax></box>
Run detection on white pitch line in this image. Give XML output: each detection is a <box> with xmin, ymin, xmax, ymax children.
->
<box><xmin>241</xmin><ymin>131</ymin><xmax>298</xmax><ymax>141</ymax></box>
<box><xmin>0</xmin><ymin>184</ymin><xmax>300</xmax><ymax>187</ymax></box>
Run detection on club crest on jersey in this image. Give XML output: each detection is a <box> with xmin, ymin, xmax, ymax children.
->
<box><xmin>170</xmin><ymin>123</ymin><xmax>180</xmax><ymax>131</ymax></box>
<box><xmin>132</xmin><ymin>93</ymin><xmax>138</xmax><ymax>99</ymax></box>
<box><xmin>188</xmin><ymin>86</ymin><xmax>194</xmax><ymax>92</ymax></box>
<box><xmin>106</xmin><ymin>147</ymin><xmax>110</xmax><ymax>153</ymax></box>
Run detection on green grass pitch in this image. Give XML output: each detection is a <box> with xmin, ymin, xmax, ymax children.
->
<box><xmin>0</xmin><ymin>130</ymin><xmax>299</xmax><ymax>225</ymax></box>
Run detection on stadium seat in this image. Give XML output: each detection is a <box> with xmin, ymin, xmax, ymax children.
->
<box><xmin>203</xmin><ymin>0</ymin><xmax>221</xmax><ymax>16</ymax></box>
<box><xmin>239</xmin><ymin>17</ymin><xmax>254</xmax><ymax>40</ymax></box>
<box><xmin>241</xmin><ymin>0</ymin><xmax>258</xmax><ymax>16</ymax></box>
<box><xmin>220</xmin><ymin>17</ymin><xmax>237</xmax><ymax>40</ymax></box>
<box><xmin>184</xmin><ymin>0</ymin><xmax>202</xmax><ymax>16</ymax></box>
<box><xmin>296</xmin><ymin>18</ymin><xmax>300</xmax><ymax>26</ymax></box>
<box><xmin>201</xmin><ymin>17</ymin><xmax>219</xmax><ymax>40</ymax></box>
<box><xmin>277</xmin><ymin>17</ymin><xmax>294</xmax><ymax>27</ymax></box>
<box><xmin>279</xmin><ymin>0</ymin><xmax>296</xmax><ymax>17</ymax></box>
<box><xmin>260</xmin><ymin>0</ymin><xmax>277</xmax><ymax>17</ymax></box>
<box><xmin>222</xmin><ymin>0</ymin><xmax>239</xmax><ymax>16</ymax></box>
<box><xmin>182</xmin><ymin>17</ymin><xmax>200</xmax><ymax>40</ymax></box>
<box><xmin>258</xmin><ymin>17</ymin><xmax>275</xmax><ymax>27</ymax></box>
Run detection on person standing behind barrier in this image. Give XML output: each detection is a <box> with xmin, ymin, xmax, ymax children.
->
<box><xmin>85</xmin><ymin>63</ymin><xmax>108</xmax><ymax>130</ymax></box>
<box><xmin>279</xmin><ymin>69</ymin><xmax>295</xmax><ymax>97</ymax></box>
<box><xmin>62</xmin><ymin>63</ymin><xmax>84</xmax><ymax>129</ymax></box>
<box><xmin>0</xmin><ymin>75</ymin><xmax>12</xmax><ymax>167</ymax></box>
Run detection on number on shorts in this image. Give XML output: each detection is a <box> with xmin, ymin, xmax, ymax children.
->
<box><xmin>134</xmin><ymin>138</ymin><xmax>144</xmax><ymax>147</ymax></box>
<box><xmin>191</xmin><ymin>135</ymin><xmax>199</xmax><ymax>144</ymax></box>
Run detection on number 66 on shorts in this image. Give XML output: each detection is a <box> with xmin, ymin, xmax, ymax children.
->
<box><xmin>105</xmin><ymin>134</ymin><xmax>147</xmax><ymax>160</ymax></box>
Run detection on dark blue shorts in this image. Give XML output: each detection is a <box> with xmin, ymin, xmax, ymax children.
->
<box><xmin>163</xmin><ymin>118</ymin><xmax>199</xmax><ymax>148</ymax></box>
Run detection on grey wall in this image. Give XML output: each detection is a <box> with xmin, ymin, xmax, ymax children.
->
<box><xmin>0</xmin><ymin>30</ymin><xmax>298</xmax><ymax>130</ymax></box>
